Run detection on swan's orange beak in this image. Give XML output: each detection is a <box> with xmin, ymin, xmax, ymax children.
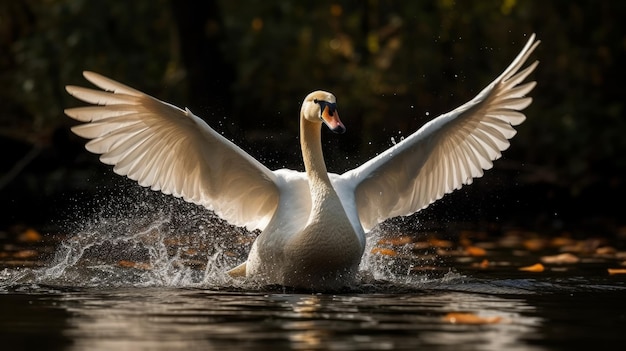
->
<box><xmin>321</xmin><ymin>104</ymin><xmax>346</xmax><ymax>134</ymax></box>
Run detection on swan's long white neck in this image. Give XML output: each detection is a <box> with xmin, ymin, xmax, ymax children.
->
<box><xmin>261</xmin><ymin>106</ymin><xmax>363</xmax><ymax>289</ymax></box>
<box><xmin>300</xmin><ymin>118</ymin><xmax>336</xmax><ymax>212</ymax></box>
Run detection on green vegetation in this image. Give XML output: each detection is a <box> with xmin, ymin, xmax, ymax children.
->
<box><xmin>1</xmin><ymin>0</ymin><xmax>624</xmax><ymax>229</ymax></box>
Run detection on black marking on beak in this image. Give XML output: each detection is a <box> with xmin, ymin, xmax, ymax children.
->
<box><xmin>330</xmin><ymin>124</ymin><xmax>346</xmax><ymax>134</ymax></box>
<box><xmin>314</xmin><ymin>99</ymin><xmax>337</xmax><ymax>119</ymax></box>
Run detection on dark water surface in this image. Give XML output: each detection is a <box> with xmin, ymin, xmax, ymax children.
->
<box><xmin>1</xmin><ymin>198</ymin><xmax>625</xmax><ymax>350</ymax></box>
<box><xmin>2</xmin><ymin>264</ymin><xmax>626</xmax><ymax>350</ymax></box>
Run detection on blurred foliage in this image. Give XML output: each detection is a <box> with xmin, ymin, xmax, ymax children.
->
<box><xmin>0</xmin><ymin>0</ymin><xmax>625</xmax><ymax>226</ymax></box>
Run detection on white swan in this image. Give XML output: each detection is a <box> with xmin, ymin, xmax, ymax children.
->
<box><xmin>65</xmin><ymin>34</ymin><xmax>539</xmax><ymax>290</ymax></box>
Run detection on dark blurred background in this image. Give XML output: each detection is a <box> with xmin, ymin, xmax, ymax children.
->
<box><xmin>1</xmin><ymin>0</ymin><xmax>624</xmax><ymax>236</ymax></box>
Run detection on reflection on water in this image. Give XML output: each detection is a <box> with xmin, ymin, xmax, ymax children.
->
<box><xmin>1</xmin><ymin>287</ymin><xmax>550</xmax><ymax>351</ymax></box>
<box><xmin>2</xmin><ymin>275</ymin><xmax>626</xmax><ymax>350</ymax></box>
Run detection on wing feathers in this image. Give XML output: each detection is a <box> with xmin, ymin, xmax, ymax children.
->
<box><xmin>344</xmin><ymin>34</ymin><xmax>539</xmax><ymax>231</ymax></box>
<box><xmin>65</xmin><ymin>105</ymin><xmax>138</xmax><ymax>121</ymax></box>
<box><xmin>66</xmin><ymin>71</ymin><xmax>280</xmax><ymax>231</ymax></box>
<box><xmin>66</xmin><ymin>86</ymin><xmax>140</xmax><ymax>105</ymax></box>
<box><xmin>83</xmin><ymin>71</ymin><xmax>145</xmax><ymax>96</ymax></box>
<box><xmin>501</xmin><ymin>61</ymin><xmax>539</xmax><ymax>91</ymax></box>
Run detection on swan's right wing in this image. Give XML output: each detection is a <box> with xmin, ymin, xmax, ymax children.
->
<box><xmin>65</xmin><ymin>72</ymin><xmax>279</xmax><ymax>231</ymax></box>
<box><xmin>341</xmin><ymin>34</ymin><xmax>539</xmax><ymax>232</ymax></box>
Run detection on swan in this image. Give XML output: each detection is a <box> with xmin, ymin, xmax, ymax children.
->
<box><xmin>65</xmin><ymin>34</ymin><xmax>539</xmax><ymax>290</ymax></box>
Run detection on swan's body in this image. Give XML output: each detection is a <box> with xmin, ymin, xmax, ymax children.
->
<box><xmin>65</xmin><ymin>34</ymin><xmax>539</xmax><ymax>290</ymax></box>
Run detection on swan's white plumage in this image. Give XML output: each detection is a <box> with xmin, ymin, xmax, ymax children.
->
<box><xmin>65</xmin><ymin>34</ymin><xmax>539</xmax><ymax>289</ymax></box>
<box><xmin>341</xmin><ymin>34</ymin><xmax>540</xmax><ymax>231</ymax></box>
<box><xmin>67</xmin><ymin>73</ymin><xmax>280</xmax><ymax>231</ymax></box>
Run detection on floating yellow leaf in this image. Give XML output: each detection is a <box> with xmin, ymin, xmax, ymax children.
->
<box><xmin>608</xmin><ymin>268</ymin><xmax>626</xmax><ymax>275</ymax></box>
<box><xmin>412</xmin><ymin>242</ymin><xmax>430</xmax><ymax>250</ymax></box>
<box><xmin>551</xmin><ymin>236</ymin><xmax>575</xmax><ymax>248</ymax></box>
<box><xmin>17</xmin><ymin>228</ymin><xmax>43</xmax><ymax>243</ymax></box>
<box><xmin>519</xmin><ymin>263</ymin><xmax>545</xmax><ymax>272</ymax></box>
<box><xmin>370</xmin><ymin>247</ymin><xmax>397</xmax><ymax>256</ymax></box>
<box><xmin>428</xmin><ymin>238</ymin><xmax>454</xmax><ymax>248</ymax></box>
<box><xmin>443</xmin><ymin>312</ymin><xmax>502</xmax><ymax>325</ymax></box>
<box><xmin>596</xmin><ymin>246</ymin><xmax>617</xmax><ymax>255</ymax></box>
<box><xmin>377</xmin><ymin>236</ymin><xmax>412</xmax><ymax>246</ymax></box>
<box><xmin>541</xmin><ymin>253</ymin><xmax>579</xmax><ymax>264</ymax></box>
<box><xmin>465</xmin><ymin>246</ymin><xmax>487</xmax><ymax>256</ymax></box>
<box><xmin>523</xmin><ymin>238</ymin><xmax>547</xmax><ymax>251</ymax></box>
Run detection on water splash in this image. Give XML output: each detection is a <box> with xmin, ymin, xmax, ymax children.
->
<box><xmin>357</xmin><ymin>220</ymin><xmax>456</xmax><ymax>291</ymax></box>
<box><xmin>1</xmin><ymin>185</ymin><xmax>445</xmax><ymax>291</ymax></box>
<box><xmin>0</xmin><ymin>185</ymin><xmax>255</xmax><ymax>288</ymax></box>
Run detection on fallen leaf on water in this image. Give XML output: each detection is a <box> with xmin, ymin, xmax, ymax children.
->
<box><xmin>118</xmin><ymin>260</ymin><xmax>152</xmax><ymax>270</ymax></box>
<box><xmin>608</xmin><ymin>268</ymin><xmax>626</xmax><ymax>275</ymax></box>
<box><xmin>523</xmin><ymin>238</ymin><xmax>547</xmax><ymax>251</ymax></box>
<box><xmin>459</xmin><ymin>237</ymin><xmax>472</xmax><ymax>248</ymax></box>
<box><xmin>17</xmin><ymin>228</ymin><xmax>43</xmax><ymax>243</ymax></box>
<box><xmin>377</xmin><ymin>236</ymin><xmax>412</xmax><ymax>246</ymax></box>
<box><xmin>12</xmin><ymin>250</ymin><xmax>38</xmax><ymax>259</ymax></box>
<box><xmin>519</xmin><ymin>263</ymin><xmax>545</xmax><ymax>272</ymax></box>
<box><xmin>499</xmin><ymin>232</ymin><xmax>524</xmax><ymax>248</ymax></box>
<box><xmin>541</xmin><ymin>253</ymin><xmax>580</xmax><ymax>264</ymax></box>
<box><xmin>596</xmin><ymin>246</ymin><xmax>617</xmax><ymax>255</ymax></box>
<box><xmin>551</xmin><ymin>236</ymin><xmax>575</xmax><ymax>248</ymax></box>
<box><xmin>559</xmin><ymin>242</ymin><xmax>586</xmax><ymax>254</ymax></box>
<box><xmin>370</xmin><ymin>247</ymin><xmax>397</xmax><ymax>256</ymax></box>
<box><xmin>465</xmin><ymin>246</ymin><xmax>487</xmax><ymax>257</ymax></box>
<box><xmin>428</xmin><ymin>238</ymin><xmax>454</xmax><ymax>248</ymax></box>
<box><xmin>443</xmin><ymin>312</ymin><xmax>502</xmax><ymax>325</ymax></box>
<box><xmin>412</xmin><ymin>242</ymin><xmax>430</xmax><ymax>250</ymax></box>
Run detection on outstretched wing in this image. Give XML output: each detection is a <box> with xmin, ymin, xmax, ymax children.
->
<box><xmin>341</xmin><ymin>34</ymin><xmax>540</xmax><ymax>232</ymax></box>
<box><xmin>66</xmin><ymin>71</ymin><xmax>279</xmax><ymax>231</ymax></box>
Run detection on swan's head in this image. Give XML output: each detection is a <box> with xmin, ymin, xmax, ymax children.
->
<box><xmin>301</xmin><ymin>91</ymin><xmax>346</xmax><ymax>134</ymax></box>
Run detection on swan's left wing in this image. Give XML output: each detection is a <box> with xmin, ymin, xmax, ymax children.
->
<box><xmin>341</xmin><ymin>34</ymin><xmax>540</xmax><ymax>232</ymax></box>
<box><xmin>65</xmin><ymin>71</ymin><xmax>279</xmax><ymax>231</ymax></box>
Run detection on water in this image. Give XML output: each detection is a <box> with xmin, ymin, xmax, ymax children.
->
<box><xmin>2</xmin><ymin>280</ymin><xmax>625</xmax><ymax>350</ymax></box>
<box><xmin>1</xmin><ymin>189</ymin><xmax>626</xmax><ymax>350</ymax></box>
